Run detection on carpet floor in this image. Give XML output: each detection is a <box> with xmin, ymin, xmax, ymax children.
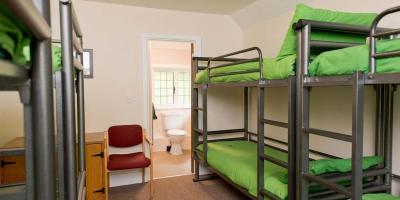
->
<box><xmin>109</xmin><ymin>174</ymin><xmax>250</xmax><ymax>200</ymax></box>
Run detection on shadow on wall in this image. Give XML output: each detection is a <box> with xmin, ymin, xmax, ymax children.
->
<box><xmin>152</xmin><ymin>108</ymin><xmax>191</xmax><ymax>152</ymax></box>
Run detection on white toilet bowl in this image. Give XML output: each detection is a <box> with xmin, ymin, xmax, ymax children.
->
<box><xmin>162</xmin><ymin>112</ymin><xmax>187</xmax><ymax>155</ymax></box>
<box><xmin>166</xmin><ymin>129</ymin><xmax>187</xmax><ymax>155</ymax></box>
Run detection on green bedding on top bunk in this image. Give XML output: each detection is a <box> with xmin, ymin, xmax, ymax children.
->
<box><xmin>196</xmin><ymin>140</ymin><xmax>383</xmax><ymax>199</ymax></box>
<box><xmin>0</xmin><ymin>2</ymin><xmax>31</xmax><ymax>65</ymax></box>
<box><xmin>362</xmin><ymin>193</ymin><xmax>400</xmax><ymax>200</ymax></box>
<box><xmin>0</xmin><ymin>2</ymin><xmax>61</xmax><ymax>71</ymax></box>
<box><xmin>277</xmin><ymin>4</ymin><xmax>376</xmax><ymax>59</ymax></box>
<box><xmin>309</xmin><ymin>38</ymin><xmax>400</xmax><ymax>76</ymax></box>
<box><xmin>22</xmin><ymin>45</ymin><xmax>63</xmax><ymax>72</ymax></box>
<box><xmin>195</xmin><ymin>4</ymin><xmax>378</xmax><ymax>84</ymax></box>
<box><xmin>194</xmin><ymin>55</ymin><xmax>296</xmax><ymax>83</ymax></box>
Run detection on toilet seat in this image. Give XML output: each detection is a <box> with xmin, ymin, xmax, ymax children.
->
<box><xmin>167</xmin><ymin>129</ymin><xmax>187</xmax><ymax>136</ymax></box>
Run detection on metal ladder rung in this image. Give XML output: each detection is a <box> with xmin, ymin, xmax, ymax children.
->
<box><xmin>304</xmin><ymin>127</ymin><xmax>352</xmax><ymax>142</ymax></box>
<box><xmin>260</xmin><ymin>154</ymin><xmax>288</xmax><ymax>168</ymax></box>
<box><xmin>193</xmin><ymin>129</ymin><xmax>204</xmax><ymax>135</ymax></box>
<box><xmin>303</xmin><ymin>173</ymin><xmax>351</xmax><ymax>197</ymax></box>
<box><xmin>262</xmin><ymin>119</ymin><xmax>288</xmax><ymax>128</ymax></box>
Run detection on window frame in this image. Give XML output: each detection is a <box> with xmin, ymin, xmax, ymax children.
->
<box><xmin>152</xmin><ymin>68</ymin><xmax>191</xmax><ymax>109</ymax></box>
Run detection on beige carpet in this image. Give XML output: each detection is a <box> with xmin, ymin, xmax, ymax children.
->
<box><xmin>109</xmin><ymin>174</ymin><xmax>250</xmax><ymax>200</ymax></box>
<box><xmin>153</xmin><ymin>150</ymin><xmax>191</xmax><ymax>179</ymax></box>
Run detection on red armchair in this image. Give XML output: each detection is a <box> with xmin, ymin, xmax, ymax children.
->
<box><xmin>106</xmin><ymin>125</ymin><xmax>153</xmax><ymax>197</ymax></box>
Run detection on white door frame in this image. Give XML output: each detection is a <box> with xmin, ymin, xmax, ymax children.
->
<box><xmin>142</xmin><ymin>33</ymin><xmax>202</xmax><ymax>137</ymax></box>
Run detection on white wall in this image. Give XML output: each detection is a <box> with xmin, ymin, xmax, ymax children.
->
<box><xmin>236</xmin><ymin>0</ymin><xmax>400</xmax><ymax>195</ymax></box>
<box><xmin>0</xmin><ymin>0</ymin><xmax>243</xmax><ymax>187</ymax></box>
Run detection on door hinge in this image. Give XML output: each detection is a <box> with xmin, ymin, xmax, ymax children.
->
<box><xmin>93</xmin><ymin>187</ymin><xmax>105</xmax><ymax>194</ymax></box>
<box><xmin>1</xmin><ymin>160</ymin><xmax>17</xmax><ymax>168</ymax></box>
<box><xmin>92</xmin><ymin>152</ymin><xmax>104</xmax><ymax>158</ymax></box>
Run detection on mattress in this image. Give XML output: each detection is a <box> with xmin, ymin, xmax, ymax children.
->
<box><xmin>309</xmin><ymin>38</ymin><xmax>400</xmax><ymax>76</ymax></box>
<box><xmin>196</xmin><ymin>140</ymin><xmax>383</xmax><ymax>200</ymax></box>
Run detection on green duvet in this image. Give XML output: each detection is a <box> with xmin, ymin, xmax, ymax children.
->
<box><xmin>197</xmin><ymin>141</ymin><xmax>383</xmax><ymax>199</ymax></box>
<box><xmin>309</xmin><ymin>38</ymin><xmax>400</xmax><ymax>76</ymax></box>
<box><xmin>195</xmin><ymin>55</ymin><xmax>296</xmax><ymax>83</ymax></box>
<box><xmin>197</xmin><ymin>141</ymin><xmax>289</xmax><ymax>199</ymax></box>
<box><xmin>0</xmin><ymin>2</ymin><xmax>31</xmax><ymax>65</ymax></box>
<box><xmin>362</xmin><ymin>193</ymin><xmax>400</xmax><ymax>200</ymax></box>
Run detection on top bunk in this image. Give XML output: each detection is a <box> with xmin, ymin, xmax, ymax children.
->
<box><xmin>295</xmin><ymin>5</ymin><xmax>400</xmax><ymax>86</ymax></box>
<box><xmin>192</xmin><ymin>47</ymin><xmax>294</xmax><ymax>88</ymax></box>
<box><xmin>0</xmin><ymin>0</ymin><xmax>84</xmax><ymax>91</ymax></box>
<box><xmin>193</xmin><ymin>4</ymin><xmax>400</xmax><ymax>88</ymax></box>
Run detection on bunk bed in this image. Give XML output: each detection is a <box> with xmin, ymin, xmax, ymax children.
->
<box><xmin>295</xmin><ymin>5</ymin><xmax>400</xmax><ymax>200</ymax></box>
<box><xmin>192</xmin><ymin>4</ymin><xmax>396</xmax><ymax>200</ymax></box>
<box><xmin>0</xmin><ymin>1</ymin><xmax>86</xmax><ymax>200</ymax></box>
<box><xmin>192</xmin><ymin>48</ymin><xmax>297</xmax><ymax>200</ymax></box>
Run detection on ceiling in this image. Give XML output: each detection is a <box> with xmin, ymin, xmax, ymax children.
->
<box><xmin>82</xmin><ymin>0</ymin><xmax>256</xmax><ymax>14</ymax></box>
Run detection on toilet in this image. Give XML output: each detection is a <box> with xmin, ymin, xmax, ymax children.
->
<box><xmin>162</xmin><ymin>112</ymin><xmax>187</xmax><ymax>155</ymax></box>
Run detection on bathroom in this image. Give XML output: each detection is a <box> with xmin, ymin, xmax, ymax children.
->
<box><xmin>149</xmin><ymin>40</ymin><xmax>192</xmax><ymax>178</ymax></box>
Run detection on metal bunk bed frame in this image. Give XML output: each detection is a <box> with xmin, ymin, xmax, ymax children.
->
<box><xmin>0</xmin><ymin>1</ymin><xmax>86</xmax><ymax>200</ymax></box>
<box><xmin>296</xmin><ymin>6</ymin><xmax>400</xmax><ymax>200</ymax></box>
<box><xmin>191</xmin><ymin>47</ymin><xmax>297</xmax><ymax>200</ymax></box>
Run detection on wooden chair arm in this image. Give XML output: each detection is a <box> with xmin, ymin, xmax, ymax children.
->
<box><xmin>143</xmin><ymin>129</ymin><xmax>153</xmax><ymax>145</ymax></box>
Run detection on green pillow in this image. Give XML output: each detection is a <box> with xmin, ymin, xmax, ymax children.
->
<box><xmin>310</xmin><ymin>156</ymin><xmax>383</xmax><ymax>175</ymax></box>
<box><xmin>278</xmin><ymin>156</ymin><xmax>383</xmax><ymax>184</ymax></box>
<box><xmin>277</xmin><ymin>3</ymin><xmax>377</xmax><ymax>59</ymax></box>
<box><xmin>309</xmin><ymin>38</ymin><xmax>400</xmax><ymax>76</ymax></box>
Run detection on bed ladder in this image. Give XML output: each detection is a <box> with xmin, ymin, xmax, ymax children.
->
<box><xmin>257</xmin><ymin>77</ymin><xmax>297</xmax><ymax>200</ymax></box>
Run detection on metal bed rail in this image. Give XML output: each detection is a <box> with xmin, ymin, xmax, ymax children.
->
<box><xmin>59</xmin><ymin>1</ymin><xmax>86</xmax><ymax>200</ymax></box>
<box><xmin>0</xmin><ymin>0</ymin><xmax>58</xmax><ymax>199</ymax></box>
<box><xmin>206</xmin><ymin>47</ymin><xmax>263</xmax><ymax>81</ymax></box>
<box><xmin>295</xmin><ymin>6</ymin><xmax>400</xmax><ymax>200</ymax></box>
<box><xmin>3</xmin><ymin>0</ymin><xmax>51</xmax><ymax>40</ymax></box>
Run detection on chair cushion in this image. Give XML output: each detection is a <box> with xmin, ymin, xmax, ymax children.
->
<box><xmin>107</xmin><ymin>152</ymin><xmax>151</xmax><ymax>171</ymax></box>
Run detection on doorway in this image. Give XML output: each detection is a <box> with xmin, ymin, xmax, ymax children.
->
<box><xmin>143</xmin><ymin>35</ymin><xmax>200</xmax><ymax>179</ymax></box>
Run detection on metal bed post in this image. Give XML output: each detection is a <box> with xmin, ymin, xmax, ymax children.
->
<box><xmin>244</xmin><ymin>87</ymin><xmax>249</xmax><ymax>140</ymax></box>
<box><xmin>60</xmin><ymin>1</ymin><xmax>78</xmax><ymax>199</ymax></box>
<box><xmin>191</xmin><ymin>58</ymin><xmax>200</xmax><ymax>179</ymax></box>
<box><xmin>77</xmin><ymin>37</ymin><xmax>86</xmax><ymax>174</ymax></box>
<box><xmin>55</xmin><ymin>71</ymin><xmax>66</xmax><ymax>200</ymax></box>
<box><xmin>202</xmin><ymin>84</ymin><xmax>208</xmax><ymax>167</ymax></box>
<box><xmin>287</xmin><ymin>76</ymin><xmax>296</xmax><ymax>200</ymax></box>
<box><xmin>383</xmin><ymin>84</ymin><xmax>395</xmax><ymax>192</ymax></box>
<box><xmin>375</xmin><ymin>85</ymin><xmax>384</xmax><ymax>176</ymax></box>
<box><xmin>297</xmin><ymin>24</ymin><xmax>311</xmax><ymax>200</ymax></box>
<box><xmin>30</xmin><ymin>0</ymin><xmax>57</xmax><ymax>199</ymax></box>
<box><xmin>257</xmin><ymin>84</ymin><xmax>264</xmax><ymax>200</ymax></box>
<box><xmin>351</xmin><ymin>71</ymin><xmax>364</xmax><ymax>200</ymax></box>
<box><xmin>21</xmin><ymin>85</ymin><xmax>35</xmax><ymax>200</ymax></box>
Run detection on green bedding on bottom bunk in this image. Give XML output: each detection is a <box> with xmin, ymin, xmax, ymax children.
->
<box><xmin>309</xmin><ymin>38</ymin><xmax>400</xmax><ymax>76</ymax></box>
<box><xmin>197</xmin><ymin>140</ymin><xmax>383</xmax><ymax>200</ymax></box>
<box><xmin>362</xmin><ymin>193</ymin><xmax>400</xmax><ymax>200</ymax></box>
<box><xmin>197</xmin><ymin>141</ymin><xmax>289</xmax><ymax>199</ymax></box>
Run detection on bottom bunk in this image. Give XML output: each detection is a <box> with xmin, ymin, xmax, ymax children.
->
<box><xmin>195</xmin><ymin>140</ymin><xmax>384</xmax><ymax>200</ymax></box>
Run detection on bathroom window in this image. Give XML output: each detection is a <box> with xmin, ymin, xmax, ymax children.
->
<box><xmin>153</xmin><ymin>71</ymin><xmax>191</xmax><ymax>107</ymax></box>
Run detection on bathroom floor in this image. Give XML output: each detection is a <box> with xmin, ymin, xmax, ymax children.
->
<box><xmin>153</xmin><ymin>149</ymin><xmax>191</xmax><ymax>179</ymax></box>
